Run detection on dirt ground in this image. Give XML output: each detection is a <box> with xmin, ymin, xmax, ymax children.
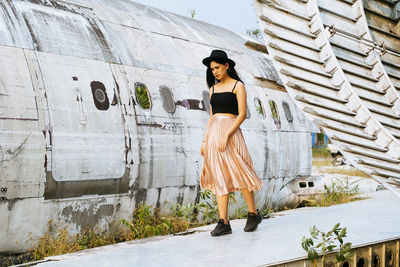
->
<box><xmin>311</xmin><ymin>154</ymin><xmax>381</xmax><ymax>194</ymax></box>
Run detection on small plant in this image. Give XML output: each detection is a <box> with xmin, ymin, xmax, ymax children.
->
<box><xmin>170</xmin><ymin>202</ymin><xmax>198</xmax><ymax>223</ymax></box>
<box><xmin>301</xmin><ymin>223</ymin><xmax>353</xmax><ymax>267</ymax></box>
<box><xmin>27</xmin><ymin>206</ymin><xmax>190</xmax><ymax>264</ymax></box>
<box><xmin>170</xmin><ymin>189</ymin><xmax>219</xmax><ymax>225</ymax></box>
<box><xmin>324</xmin><ymin>177</ymin><xmax>361</xmax><ymax>202</ymax></box>
<box><xmin>171</xmin><ymin>189</ymin><xmax>217</xmax><ymax>225</ymax></box>
<box><xmin>31</xmin><ymin>227</ymin><xmax>81</xmax><ymax>260</ymax></box>
<box><xmin>29</xmin><ymin>220</ymin><xmax>130</xmax><ymax>261</ymax></box>
<box><xmin>233</xmin><ymin>203</ymin><xmax>248</xmax><ymax>219</ymax></box>
<box><xmin>170</xmin><ymin>189</ymin><xmax>267</xmax><ymax>225</ymax></box>
<box><xmin>196</xmin><ymin>189</ymin><xmax>220</xmax><ymax>224</ymax></box>
<box><xmin>245</xmin><ymin>28</ymin><xmax>262</xmax><ymax>39</ymax></box>
<box><xmin>121</xmin><ymin>203</ymin><xmax>189</xmax><ymax>238</ymax></box>
<box><xmin>23</xmin><ymin>191</ymin><xmax>269</xmax><ymax>266</ymax></box>
<box><xmin>188</xmin><ymin>9</ymin><xmax>196</xmax><ymax>18</ymax></box>
<box><xmin>305</xmin><ymin>176</ymin><xmax>364</xmax><ymax>207</ymax></box>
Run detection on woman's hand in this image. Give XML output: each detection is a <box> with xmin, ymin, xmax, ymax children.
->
<box><xmin>218</xmin><ymin>133</ymin><xmax>229</xmax><ymax>152</ymax></box>
<box><xmin>200</xmin><ymin>142</ymin><xmax>206</xmax><ymax>156</ymax></box>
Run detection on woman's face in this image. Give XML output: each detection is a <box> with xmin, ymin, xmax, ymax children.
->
<box><xmin>210</xmin><ymin>61</ymin><xmax>229</xmax><ymax>80</ymax></box>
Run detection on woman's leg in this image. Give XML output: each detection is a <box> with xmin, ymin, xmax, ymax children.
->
<box><xmin>241</xmin><ymin>188</ymin><xmax>258</xmax><ymax>215</ymax></box>
<box><xmin>216</xmin><ymin>194</ymin><xmax>229</xmax><ymax>224</ymax></box>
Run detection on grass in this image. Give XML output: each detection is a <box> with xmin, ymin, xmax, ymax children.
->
<box><xmin>11</xmin><ymin>147</ymin><xmax>371</xmax><ymax>266</ymax></box>
<box><xmin>312</xmin><ymin>146</ymin><xmax>371</xmax><ymax>178</ymax></box>
<box><xmin>17</xmin><ymin>172</ymin><xmax>367</xmax><ymax>265</ymax></box>
<box><xmin>170</xmin><ymin>189</ymin><xmax>270</xmax><ymax>226</ymax></box>
<box><xmin>11</xmin><ymin>206</ymin><xmax>191</xmax><ymax>266</ymax></box>
<box><xmin>10</xmin><ymin>189</ymin><xmax>268</xmax><ymax>266</ymax></box>
<box><xmin>28</xmin><ymin>205</ymin><xmax>192</xmax><ymax>263</ymax></box>
<box><xmin>312</xmin><ymin>157</ymin><xmax>371</xmax><ymax>178</ymax></box>
<box><xmin>312</xmin><ymin>158</ymin><xmax>332</xmax><ymax>168</ymax></box>
<box><xmin>312</xmin><ymin>146</ymin><xmax>332</xmax><ymax>158</ymax></box>
<box><xmin>303</xmin><ymin>176</ymin><xmax>368</xmax><ymax>207</ymax></box>
<box><xmin>30</xmin><ymin>221</ymin><xmax>134</xmax><ymax>261</ymax></box>
<box><xmin>119</xmin><ymin>204</ymin><xmax>190</xmax><ymax>239</ymax></box>
<box><xmin>321</xmin><ymin>168</ymin><xmax>371</xmax><ymax>177</ymax></box>
<box><xmin>0</xmin><ymin>222</ymin><xmax>135</xmax><ymax>266</ymax></box>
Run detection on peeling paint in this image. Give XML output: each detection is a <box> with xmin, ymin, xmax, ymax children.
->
<box><xmin>61</xmin><ymin>204</ymin><xmax>114</xmax><ymax>230</ymax></box>
<box><xmin>176</xmin><ymin>99</ymin><xmax>203</xmax><ymax>110</ymax></box>
<box><xmin>6</xmin><ymin>198</ymin><xmax>23</xmax><ymax>211</ymax></box>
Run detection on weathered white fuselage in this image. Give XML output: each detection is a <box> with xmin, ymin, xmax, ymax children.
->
<box><xmin>0</xmin><ymin>0</ymin><xmax>318</xmax><ymax>253</ymax></box>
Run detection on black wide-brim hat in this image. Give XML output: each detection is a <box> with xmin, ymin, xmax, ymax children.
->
<box><xmin>202</xmin><ymin>49</ymin><xmax>236</xmax><ymax>67</ymax></box>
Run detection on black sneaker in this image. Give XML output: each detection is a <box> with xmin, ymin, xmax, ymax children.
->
<box><xmin>211</xmin><ymin>218</ymin><xmax>232</xmax><ymax>236</ymax></box>
<box><xmin>244</xmin><ymin>209</ymin><xmax>262</xmax><ymax>232</ymax></box>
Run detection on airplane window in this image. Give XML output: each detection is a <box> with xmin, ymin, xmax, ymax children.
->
<box><xmin>282</xmin><ymin>101</ymin><xmax>293</xmax><ymax>122</ymax></box>
<box><xmin>95</xmin><ymin>90</ymin><xmax>106</xmax><ymax>102</ymax></box>
<box><xmin>135</xmin><ymin>82</ymin><xmax>151</xmax><ymax>110</ymax></box>
<box><xmin>268</xmin><ymin>99</ymin><xmax>281</xmax><ymax>129</ymax></box>
<box><xmin>159</xmin><ymin>86</ymin><xmax>176</xmax><ymax>113</ymax></box>
<box><xmin>90</xmin><ymin>81</ymin><xmax>109</xmax><ymax>110</ymax></box>
<box><xmin>254</xmin><ymin>97</ymin><xmax>266</xmax><ymax>119</ymax></box>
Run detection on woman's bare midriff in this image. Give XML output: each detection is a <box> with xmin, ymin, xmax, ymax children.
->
<box><xmin>213</xmin><ymin>113</ymin><xmax>237</xmax><ymax>117</ymax></box>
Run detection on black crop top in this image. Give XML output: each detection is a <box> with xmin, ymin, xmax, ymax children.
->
<box><xmin>210</xmin><ymin>80</ymin><xmax>239</xmax><ymax>115</ymax></box>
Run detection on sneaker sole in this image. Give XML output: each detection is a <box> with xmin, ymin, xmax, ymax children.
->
<box><xmin>211</xmin><ymin>230</ymin><xmax>232</xmax><ymax>236</ymax></box>
<box><xmin>244</xmin><ymin>218</ymin><xmax>262</xmax><ymax>232</ymax></box>
<box><xmin>244</xmin><ymin>226</ymin><xmax>258</xmax><ymax>232</ymax></box>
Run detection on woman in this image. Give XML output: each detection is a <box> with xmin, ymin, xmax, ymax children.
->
<box><xmin>199</xmin><ymin>49</ymin><xmax>264</xmax><ymax>237</ymax></box>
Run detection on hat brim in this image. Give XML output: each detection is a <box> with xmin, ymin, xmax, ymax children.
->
<box><xmin>202</xmin><ymin>56</ymin><xmax>236</xmax><ymax>67</ymax></box>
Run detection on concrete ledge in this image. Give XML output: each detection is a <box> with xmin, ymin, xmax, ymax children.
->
<box><xmin>30</xmin><ymin>190</ymin><xmax>400</xmax><ymax>267</ymax></box>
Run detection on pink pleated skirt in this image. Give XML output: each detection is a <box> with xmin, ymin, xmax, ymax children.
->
<box><xmin>200</xmin><ymin>113</ymin><xmax>263</xmax><ymax>196</ymax></box>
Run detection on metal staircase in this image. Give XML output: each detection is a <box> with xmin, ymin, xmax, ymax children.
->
<box><xmin>363</xmin><ymin>0</ymin><xmax>400</xmax><ymax>132</ymax></box>
<box><xmin>253</xmin><ymin>0</ymin><xmax>400</xmax><ymax>197</ymax></box>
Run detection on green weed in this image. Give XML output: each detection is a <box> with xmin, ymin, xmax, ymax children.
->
<box><xmin>304</xmin><ymin>177</ymin><xmax>366</xmax><ymax>207</ymax></box>
<box><xmin>170</xmin><ymin>189</ymin><xmax>269</xmax><ymax>225</ymax></box>
<box><xmin>120</xmin><ymin>203</ymin><xmax>189</xmax><ymax>239</ymax></box>
<box><xmin>301</xmin><ymin>223</ymin><xmax>353</xmax><ymax>267</ymax></box>
<box><xmin>312</xmin><ymin>147</ymin><xmax>332</xmax><ymax>158</ymax></box>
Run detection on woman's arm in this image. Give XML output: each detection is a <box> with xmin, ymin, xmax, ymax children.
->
<box><xmin>225</xmin><ymin>81</ymin><xmax>246</xmax><ymax>137</ymax></box>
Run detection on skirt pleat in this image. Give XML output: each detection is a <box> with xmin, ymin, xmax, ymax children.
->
<box><xmin>200</xmin><ymin>114</ymin><xmax>263</xmax><ymax>196</ymax></box>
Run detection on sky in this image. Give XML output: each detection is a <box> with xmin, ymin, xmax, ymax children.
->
<box><xmin>130</xmin><ymin>0</ymin><xmax>260</xmax><ymax>35</ymax></box>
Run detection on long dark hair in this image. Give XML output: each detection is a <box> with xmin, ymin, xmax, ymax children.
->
<box><xmin>206</xmin><ymin>58</ymin><xmax>244</xmax><ymax>88</ymax></box>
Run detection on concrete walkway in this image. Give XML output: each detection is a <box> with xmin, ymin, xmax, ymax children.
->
<box><xmin>31</xmin><ymin>190</ymin><xmax>400</xmax><ymax>267</ymax></box>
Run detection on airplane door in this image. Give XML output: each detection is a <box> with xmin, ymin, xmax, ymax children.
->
<box><xmin>35</xmin><ymin>51</ymin><xmax>129</xmax><ymax>199</ymax></box>
<box><xmin>0</xmin><ymin>47</ymin><xmax>45</xmax><ymax>199</ymax></box>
